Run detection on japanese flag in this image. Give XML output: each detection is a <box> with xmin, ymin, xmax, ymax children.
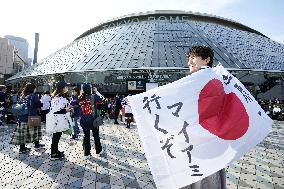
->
<box><xmin>127</xmin><ymin>65</ymin><xmax>272</xmax><ymax>189</ymax></box>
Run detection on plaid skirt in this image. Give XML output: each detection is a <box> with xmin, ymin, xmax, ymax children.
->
<box><xmin>10</xmin><ymin>122</ymin><xmax>42</xmax><ymax>145</ymax></box>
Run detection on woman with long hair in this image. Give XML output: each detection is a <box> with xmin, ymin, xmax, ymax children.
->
<box><xmin>10</xmin><ymin>83</ymin><xmax>45</xmax><ymax>153</ymax></box>
<box><xmin>50</xmin><ymin>81</ymin><xmax>69</xmax><ymax>160</ymax></box>
<box><xmin>79</xmin><ymin>84</ymin><xmax>103</xmax><ymax>157</ymax></box>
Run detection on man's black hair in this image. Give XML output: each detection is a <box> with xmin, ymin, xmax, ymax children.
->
<box><xmin>72</xmin><ymin>87</ymin><xmax>79</xmax><ymax>93</ymax></box>
<box><xmin>187</xmin><ymin>46</ymin><xmax>214</xmax><ymax>67</ymax></box>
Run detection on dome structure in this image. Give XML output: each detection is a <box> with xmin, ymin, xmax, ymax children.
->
<box><xmin>6</xmin><ymin>10</ymin><xmax>284</xmax><ymax>98</ymax></box>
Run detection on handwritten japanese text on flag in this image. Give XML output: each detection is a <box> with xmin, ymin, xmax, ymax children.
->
<box><xmin>128</xmin><ymin>65</ymin><xmax>272</xmax><ymax>189</ymax></box>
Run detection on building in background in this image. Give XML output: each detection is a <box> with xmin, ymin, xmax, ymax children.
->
<box><xmin>4</xmin><ymin>35</ymin><xmax>32</xmax><ymax>66</ymax></box>
<box><xmin>0</xmin><ymin>37</ymin><xmax>26</xmax><ymax>84</ymax></box>
<box><xmin>6</xmin><ymin>10</ymin><xmax>284</xmax><ymax>99</ymax></box>
<box><xmin>0</xmin><ymin>37</ymin><xmax>14</xmax><ymax>84</ymax></box>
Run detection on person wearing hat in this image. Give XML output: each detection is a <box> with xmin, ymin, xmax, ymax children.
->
<box><xmin>50</xmin><ymin>81</ymin><xmax>70</xmax><ymax>160</ymax></box>
<box><xmin>79</xmin><ymin>84</ymin><xmax>103</xmax><ymax>157</ymax></box>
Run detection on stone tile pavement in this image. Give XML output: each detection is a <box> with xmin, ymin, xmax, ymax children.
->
<box><xmin>0</xmin><ymin>119</ymin><xmax>283</xmax><ymax>189</ymax></box>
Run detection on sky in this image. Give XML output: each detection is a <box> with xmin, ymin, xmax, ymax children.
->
<box><xmin>1</xmin><ymin>0</ymin><xmax>283</xmax><ymax>62</ymax></box>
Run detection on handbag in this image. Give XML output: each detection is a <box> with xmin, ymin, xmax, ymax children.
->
<box><xmin>10</xmin><ymin>102</ymin><xmax>28</xmax><ymax>116</ymax></box>
<box><xmin>45</xmin><ymin>113</ymin><xmax>70</xmax><ymax>134</ymax></box>
<box><xmin>45</xmin><ymin>112</ymin><xmax>56</xmax><ymax>134</ymax></box>
<box><xmin>93</xmin><ymin>116</ymin><xmax>103</xmax><ymax>129</ymax></box>
<box><xmin>28</xmin><ymin>116</ymin><xmax>41</xmax><ymax>127</ymax></box>
<box><xmin>63</xmin><ymin>112</ymin><xmax>73</xmax><ymax>136</ymax></box>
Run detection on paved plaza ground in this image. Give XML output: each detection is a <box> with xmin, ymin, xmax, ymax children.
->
<box><xmin>0</xmin><ymin>120</ymin><xmax>283</xmax><ymax>189</ymax></box>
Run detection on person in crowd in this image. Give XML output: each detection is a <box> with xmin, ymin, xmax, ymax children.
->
<box><xmin>5</xmin><ymin>90</ymin><xmax>17</xmax><ymax>124</ymax></box>
<box><xmin>120</xmin><ymin>95</ymin><xmax>126</xmax><ymax>122</ymax></box>
<box><xmin>40</xmin><ymin>91</ymin><xmax>51</xmax><ymax>123</ymax></box>
<box><xmin>186</xmin><ymin>45</ymin><xmax>226</xmax><ymax>189</ymax></box>
<box><xmin>10</xmin><ymin>90</ymin><xmax>18</xmax><ymax>104</ymax></box>
<box><xmin>107</xmin><ymin>98</ymin><xmax>113</xmax><ymax>120</ymax></box>
<box><xmin>100</xmin><ymin>99</ymin><xmax>106</xmax><ymax>119</ymax></box>
<box><xmin>102</xmin><ymin>98</ymin><xmax>111</xmax><ymax>121</ymax></box>
<box><xmin>124</xmin><ymin>97</ymin><xmax>133</xmax><ymax>129</ymax></box>
<box><xmin>50</xmin><ymin>81</ymin><xmax>69</xmax><ymax>160</ymax></box>
<box><xmin>111</xmin><ymin>98</ymin><xmax>116</xmax><ymax>119</ymax></box>
<box><xmin>114</xmin><ymin>94</ymin><xmax>122</xmax><ymax>124</ymax></box>
<box><xmin>0</xmin><ymin>85</ymin><xmax>10</xmax><ymax>127</ymax></box>
<box><xmin>92</xmin><ymin>87</ymin><xmax>104</xmax><ymax>117</ymax></box>
<box><xmin>273</xmin><ymin>105</ymin><xmax>281</xmax><ymax>120</ymax></box>
<box><xmin>258</xmin><ymin>98</ymin><xmax>284</xmax><ymax>120</ymax></box>
<box><xmin>8</xmin><ymin>90</ymin><xmax>18</xmax><ymax>124</ymax></box>
<box><xmin>69</xmin><ymin>86</ymin><xmax>81</xmax><ymax>140</ymax></box>
<box><xmin>79</xmin><ymin>84</ymin><xmax>103</xmax><ymax>157</ymax></box>
<box><xmin>10</xmin><ymin>83</ymin><xmax>45</xmax><ymax>153</ymax></box>
<box><xmin>266</xmin><ymin>105</ymin><xmax>273</xmax><ymax>116</ymax></box>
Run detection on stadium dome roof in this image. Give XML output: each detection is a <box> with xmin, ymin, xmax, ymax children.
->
<box><xmin>7</xmin><ymin>10</ymin><xmax>284</xmax><ymax>81</ymax></box>
<box><xmin>76</xmin><ymin>10</ymin><xmax>267</xmax><ymax>40</ymax></box>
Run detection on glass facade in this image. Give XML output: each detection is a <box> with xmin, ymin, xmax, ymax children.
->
<box><xmin>7</xmin><ymin>11</ymin><xmax>284</xmax><ymax>94</ymax></box>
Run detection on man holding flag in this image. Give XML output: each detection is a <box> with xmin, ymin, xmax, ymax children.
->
<box><xmin>128</xmin><ymin>46</ymin><xmax>272</xmax><ymax>189</ymax></box>
<box><xmin>186</xmin><ymin>46</ymin><xmax>226</xmax><ymax>189</ymax></box>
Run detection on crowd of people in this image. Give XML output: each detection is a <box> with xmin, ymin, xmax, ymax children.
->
<box><xmin>1</xmin><ymin>80</ymin><xmax>283</xmax><ymax>161</ymax></box>
<box><xmin>0</xmin><ymin>81</ymin><xmax>282</xmax><ymax>161</ymax></box>
<box><xmin>0</xmin><ymin>83</ymin><xmax>134</xmax><ymax>160</ymax></box>
<box><xmin>258</xmin><ymin>98</ymin><xmax>284</xmax><ymax>121</ymax></box>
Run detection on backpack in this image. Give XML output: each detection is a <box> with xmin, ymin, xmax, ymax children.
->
<box><xmin>10</xmin><ymin>97</ymin><xmax>28</xmax><ymax>116</ymax></box>
<box><xmin>80</xmin><ymin>95</ymin><xmax>93</xmax><ymax>115</ymax></box>
<box><xmin>79</xmin><ymin>95</ymin><xmax>94</xmax><ymax>129</ymax></box>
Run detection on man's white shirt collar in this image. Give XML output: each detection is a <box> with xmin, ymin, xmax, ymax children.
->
<box><xmin>200</xmin><ymin>66</ymin><xmax>210</xmax><ymax>69</ymax></box>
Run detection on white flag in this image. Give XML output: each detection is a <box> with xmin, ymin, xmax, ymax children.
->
<box><xmin>128</xmin><ymin>65</ymin><xmax>272</xmax><ymax>189</ymax></box>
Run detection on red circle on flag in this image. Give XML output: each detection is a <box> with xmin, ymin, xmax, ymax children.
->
<box><xmin>198</xmin><ymin>79</ymin><xmax>249</xmax><ymax>140</ymax></box>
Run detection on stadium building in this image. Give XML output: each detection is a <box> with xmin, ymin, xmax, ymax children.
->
<box><xmin>6</xmin><ymin>10</ymin><xmax>284</xmax><ymax>99</ymax></box>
